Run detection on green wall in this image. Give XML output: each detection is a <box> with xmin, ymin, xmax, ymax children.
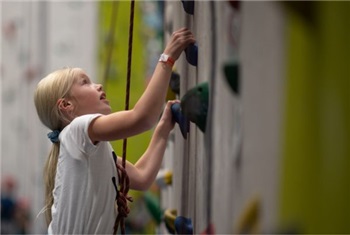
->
<box><xmin>280</xmin><ymin>2</ymin><xmax>350</xmax><ymax>233</ymax></box>
<box><xmin>98</xmin><ymin>1</ymin><xmax>152</xmax><ymax>164</ymax></box>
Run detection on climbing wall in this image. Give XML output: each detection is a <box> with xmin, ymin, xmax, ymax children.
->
<box><xmin>160</xmin><ymin>1</ymin><xmax>287</xmax><ymax>234</ymax></box>
<box><xmin>225</xmin><ymin>2</ymin><xmax>287</xmax><ymax>233</ymax></box>
<box><xmin>160</xmin><ymin>1</ymin><xmax>350</xmax><ymax>234</ymax></box>
<box><xmin>161</xmin><ymin>1</ymin><xmax>212</xmax><ymax>233</ymax></box>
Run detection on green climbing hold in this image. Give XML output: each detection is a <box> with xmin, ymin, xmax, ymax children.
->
<box><xmin>143</xmin><ymin>191</ymin><xmax>163</xmax><ymax>225</ymax></box>
<box><xmin>181</xmin><ymin>82</ymin><xmax>209</xmax><ymax>133</ymax></box>
<box><xmin>223</xmin><ymin>59</ymin><xmax>239</xmax><ymax>94</ymax></box>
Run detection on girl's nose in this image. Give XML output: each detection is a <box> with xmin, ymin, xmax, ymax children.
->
<box><xmin>95</xmin><ymin>83</ymin><xmax>103</xmax><ymax>91</ymax></box>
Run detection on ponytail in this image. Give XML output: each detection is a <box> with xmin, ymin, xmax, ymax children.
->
<box><xmin>34</xmin><ymin>67</ymin><xmax>80</xmax><ymax>226</ymax></box>
<box><xmin>44</xmin><ymin>142</ymin><xmax>60</xmax><ymax>225</ymax></box>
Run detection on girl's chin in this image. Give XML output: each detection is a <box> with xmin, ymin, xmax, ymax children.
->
<box><xmin>103</xmin><ymin>108</ymin><xmax>112</xmax><ymax>115</ymax></box>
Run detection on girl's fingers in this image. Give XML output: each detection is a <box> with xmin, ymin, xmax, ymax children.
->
<box><xmin>165</xmin><ymin>28</ymin><xmax>195</xmax><ymax>60</ymax></box>
<box><xmin>167</xmin><ymin>99</ymin><xmax>180</xmax><ymax>106</ymax></box>
<box><xmin>165</xmin><ymin>100</ymin><xmax>180</xmax><ymax>113</ymax></box>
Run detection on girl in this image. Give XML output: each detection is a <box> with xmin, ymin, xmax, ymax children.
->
<box><xmin>34</xmin><ymin>28</ymin><xmax>195</xmax><ymax>234</ymax></box>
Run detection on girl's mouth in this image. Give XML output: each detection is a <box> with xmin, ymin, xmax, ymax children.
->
<box><xmin>100</xmin><ymin>93</ymin><xmax>106</xmax><ymax>100</ymax></box>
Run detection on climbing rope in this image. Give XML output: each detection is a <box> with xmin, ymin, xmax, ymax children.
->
<box><xmin>113</xmin><ymin>0</ymin><xmax>135</xmax><ymax>234</ymax></box>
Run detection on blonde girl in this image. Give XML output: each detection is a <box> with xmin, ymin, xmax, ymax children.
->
<box><xmin>34</xmin><ymin>28</ymin><xmax>195</xmax><ymax>234</ymax></box>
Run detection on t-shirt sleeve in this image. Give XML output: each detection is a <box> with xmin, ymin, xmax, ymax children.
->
<box><xmin>60</xmin><ymin>114</ymin><xmax>103</xmax><ymax>156</ymax></box>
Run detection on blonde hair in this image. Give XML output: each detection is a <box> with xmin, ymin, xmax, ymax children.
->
<box><xmin>34</xmin><ymin>67</ymin><xmax>81</xmax><ymax>225</ymax></box>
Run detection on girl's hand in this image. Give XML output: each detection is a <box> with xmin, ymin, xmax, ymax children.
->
<box><xmin>158</xmin><ymin>100</ymin><xmax>179</xmax><ymax>134</ymax></box>
<box><xmin>163</xmin><ymin>28</ymin><xmax>196</xmax><ymax>61</ymax></box>
<box><xmin>127</xmin><ymin>99</ymin><xmax>181</xmax><ymax>191</ymax></box>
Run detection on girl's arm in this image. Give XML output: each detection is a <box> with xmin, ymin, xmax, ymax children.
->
<box><xmin>120</xmin><ymin>100</ymin><xmax>177</xmax><ymax>190</ymax></box>
<box><xmin>89</xmin><ymin>28</ymin><xmax>195</xmax><ymax>142</ymax></box>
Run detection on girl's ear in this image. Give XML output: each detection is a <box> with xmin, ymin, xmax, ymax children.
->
<box><xmin>57</xmin><ymin>98</ymin><xmax>73</xmax><ymax>112</ymax></box>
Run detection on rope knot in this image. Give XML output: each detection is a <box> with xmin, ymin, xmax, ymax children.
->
<box><xmin>113</xmin><ymin>161</ymin><xmax>133</xmax><ymax>235</ymax></box>
<box><xmin>116</xmin><ymin>192</ymin><xmax>132</xmax><ymax>217</ymax></box>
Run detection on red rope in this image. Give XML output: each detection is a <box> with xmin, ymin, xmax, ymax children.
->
<box><xmin>113</xmin><ymin>0</ymin><xmax>135</xmax><ymax>234</ymax></box>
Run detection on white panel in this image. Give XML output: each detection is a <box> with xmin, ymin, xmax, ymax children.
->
<box><xmin>1</xmin><ymin>2</ymin><xmax>98</xmax><ymax>233</ymax></box>
<box><xmin>211</xmin><ymin>1</ymin><xmax>241</xmax><ymax>233</ymax></box>
<box><xmin>193</xmin><ymin>1</ymin><xmax>212</xmax><ymax>233</ymax></box>
<box><xmin>46</xmin><ymin>2</ymin><xmax>97</xmax><ymax>79</ymax></box>
<box><xmin>238</xmin><ymin>1</ymin><xmax>286</xmax><ymax>232</ymax></box>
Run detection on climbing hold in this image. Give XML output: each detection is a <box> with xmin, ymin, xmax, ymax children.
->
<box><xmin>164</xmin><ymin>209</ymin><xmax>177</xmax><ymax>234</ymax></box>
<box><xmin>185</xmin><ymin>43</ymin><xmax>198</xmax><ymax>66</ymax></box>
<box><xmin>166</xmin><ymin>88</ymin><xmax>177</xmax><ymax>101</ymax></box>
<box><xmin>235</xmin><ymin>196</ymin><xmax>261</xmax><ymax>234</ymax></box>
<box><xmin>181</xmin><ymin>82</ymin><xmax>209</xmax><ymax>133</ymax></box>
<box><xmin>200</xmin><ymin>223</ymin><xmax>215</xmax><ymax>235</ymax></box>
<box><xmin>175</xmin><ymin>216</ymin><xmax>193</xmax><ymax>234</ymax></box>
<box><xmin>155</xmin><ymin>169</ymin><xmax>173</xmax><ymax>188</ymax></box>
<box><xmin>228</xmin><ymin>0</ymin><xmax>240</xmax><ymax>10</ymax></box>
<box><xmin>143</xmin><ymin>191</ymin><xmax>163</xmax><ymax>225</ymax></box>
<box><xmin>223</xmin><ymin>59</ymin><xmax>240</xmax><ymax>94</ymax></box>
<box><xmin>167</xmin><ymin>72</ymin><xmax>180</xmax><ymax>101</ymax></box>
<box><xmin>171</xmin><ymin>103</ymin><xmax>190</xmax><ymax>139</ymax></box>
<box><xmin>181</xmin><ymin>0</ymin><xmax>194</xmax><ymax>15</ymax></box>
<box><xmin>170</xmin><ymin>71</ymin><xmax>180</xmax><ymax>95</ymax></box>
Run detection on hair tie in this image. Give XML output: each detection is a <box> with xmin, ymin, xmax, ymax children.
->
<box><xmin>47</xmin><ymin>130</ymin><xmax>60</xmax><ymax>143</ymax></box>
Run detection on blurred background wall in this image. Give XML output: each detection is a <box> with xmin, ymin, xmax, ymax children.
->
<box><xmin>160</xmin><ymin>1</ymin><xmax>349</xmax><ymax>234</ymax></box>
<box><xmin>1</xmin><ymin>2</ymin><xmax>98</xmax><ymax>233</ymax></box>
<box><xmin>1</xmin><ymin>1</ymin><xmax>164</xmax><ymax>233</ymax></box>
<box><xmin>1</xmin><ymin>1</ymin><xmax>349</xmax><ymax>234</ymax></box>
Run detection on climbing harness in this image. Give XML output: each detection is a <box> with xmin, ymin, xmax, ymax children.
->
<box><xmin>113</xmin><ymin>0</ymin><xmax>135</xmax><ymax>234</ymax></box>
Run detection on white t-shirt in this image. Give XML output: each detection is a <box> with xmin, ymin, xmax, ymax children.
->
<box><xmin>48</xmin><ymin>114</ymin><xmax>118</xmax><ymax>234</ymax></box>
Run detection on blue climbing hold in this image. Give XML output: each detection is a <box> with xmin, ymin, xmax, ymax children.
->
<box><xmin>171</xmin><ymin>103</ymin><xmax>190</xmax><ymax>139</ymax></box>
<box><xmin>185</xmin><ymin>43</ymin><xmax>198</xmax><ymax>66</ymax></box>
<box><xmin>175</xmin><ymin>216</ymin><xmax>193</xmax><ymax>234</ymax></box>
<box><xmin>181</xmin><ymin>0</ymin><xmax>194</xmax><ymax>15</ymax></box>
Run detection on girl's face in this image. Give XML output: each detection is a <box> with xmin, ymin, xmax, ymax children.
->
<box><xmin>68</xmin><ymin>70</ymin><xmax>111</xmax><ymax>116</ymax></box>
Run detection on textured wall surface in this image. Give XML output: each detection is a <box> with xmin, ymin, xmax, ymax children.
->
<box><xmin>161</xmin><ymin>1</ymin><xmax>349</xmax><ymax>234</ymax></box>
<box><xmin>161</xmin><ymin>1</ymin><xmax>286</xmax><ymax>234</ymax></box>
<box><xmin>1</xmin><ymin>2</ymin><xmax>97</xmax><ymax>233</ymax></box>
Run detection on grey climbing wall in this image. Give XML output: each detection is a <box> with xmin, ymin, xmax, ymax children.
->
<box><xmin>161</xmin><ymin>1</ymin><xmax>287</xmax><ymax>234</ymax></box>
